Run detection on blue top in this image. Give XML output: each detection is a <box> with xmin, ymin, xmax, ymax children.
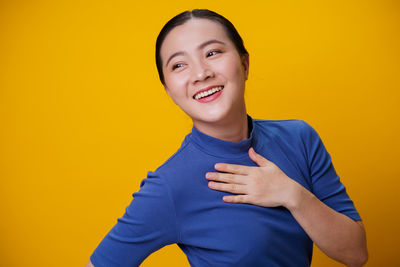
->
<box><xmin>90</xmin><ymin>116</ymin><xmax>361</xmax><ymax>267</ymax></box>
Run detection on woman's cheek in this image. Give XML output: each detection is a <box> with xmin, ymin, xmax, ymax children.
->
<box><xmin>222</xmin><ymin>57</ymin><xmax>243</xmax><ymax>78</ymax></box>
<box><xmin>168</xmin><ymin>75</ymin><xmax>186</xmax><ymax>94</ymax></box>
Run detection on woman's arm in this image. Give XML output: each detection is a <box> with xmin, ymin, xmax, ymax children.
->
<box><xmin>287</xmin><ymin>183</ymin><xmax>368</xmax><ymax>267</ymax></box>
<box><xmin>88</xmin><ymin>172</ymin><xmax>179</xmax><ymax>266</ymax></box>
<box><xmin>206</xmin><ymin>147</ymin><xmax>368</xmax><ymax>267</ymax></box>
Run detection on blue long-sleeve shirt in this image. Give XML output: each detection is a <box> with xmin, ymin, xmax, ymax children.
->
<box><xmin>90</xmin><ymin>115</ymin><xmax>361</xmax><ymax>266</ymax></box>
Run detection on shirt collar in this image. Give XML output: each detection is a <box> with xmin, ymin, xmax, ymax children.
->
<box><xmin>189</xmin><ymin>114</ymin><xmax>258</xmax><ymax>158</ymax></box>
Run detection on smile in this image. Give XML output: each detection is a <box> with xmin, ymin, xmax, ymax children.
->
<box><xmin>193</xmin><ymin>86</ymin><xmax>224</xmax><ymax>100</ymax></box>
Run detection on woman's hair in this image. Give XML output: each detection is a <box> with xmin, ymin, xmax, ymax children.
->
<box><xmin>155</xmin><ymin>9</ymin><xmax>249</xmax><ymax>85</ymax></box>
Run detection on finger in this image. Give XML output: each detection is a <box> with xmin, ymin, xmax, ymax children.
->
<box><xmin>208</xmin><ymin>181</ymin><xmax>247</xmax><ymax>194</ymax></box>
<box><xmin>206</xmin><ymin>172</ymin><xmax>247</xmax><ymax>184</ymax></box>
<box><xmin>222</xmin><ymin>194</ymin><xmax>251</xmax><ymax>204</ymax></box>
<box><xmin>214</xmin><ymin>163</ymin><xmax>250</xmax><ymax>175</ymax></box>
<box><xmin>249</xmin><ymin>147</ymin><xmax>270</xmax><ymax>167</ymax></box>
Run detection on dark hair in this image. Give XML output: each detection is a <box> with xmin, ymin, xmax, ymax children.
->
<box><xmin>155</xmin><ymin>9</ymin><xmax>249</xmax><ymax>84</ymax></box>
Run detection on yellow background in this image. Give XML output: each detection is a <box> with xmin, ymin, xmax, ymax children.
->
<box><xmin>1</xmin><ymin>0</ymin><xmax>399</xmax><ymax>266</ymax></box>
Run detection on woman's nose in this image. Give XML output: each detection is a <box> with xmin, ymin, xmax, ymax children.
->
<box><xmin>190</xmin><ymin>61</ymin><xmax>214</xmax><ymax>84</ymax></box>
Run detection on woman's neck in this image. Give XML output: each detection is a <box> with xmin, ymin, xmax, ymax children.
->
<box><xmin>192</xmin><ymin>108</ymin><xmax>249</xmax><ymax>143</ymax></box>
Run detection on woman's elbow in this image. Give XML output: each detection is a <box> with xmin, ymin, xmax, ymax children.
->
<box><xmin>349</xmin><ymin>221</ymin><xmax>368</xmax><ymax>266</ymax></box>
<box><xmin>86</xmin><ymin>260</ymin><xmax>95</xmax><ymax>267</ymax></box>
<box><xmin>358</xmin><ymin>248</ymin><xmax>369</xmax><ymax>267</ymax></box>
<box><xmin>346</xmin><ymin>246</ymin><xmax>368</xmax><ymax>267</ymax></box>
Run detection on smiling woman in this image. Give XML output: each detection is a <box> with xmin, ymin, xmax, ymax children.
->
<box><xmin>87</xmin><ymin>9</ymin><xmax>368</xmax><ymax>267</ymax></box>
<box><xmin>160</xmin><ymin>18</ymin><xmax>249</xmax><ymax>141</ymax></box>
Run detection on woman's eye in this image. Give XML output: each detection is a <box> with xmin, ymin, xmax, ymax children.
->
<box><xmin>207</xmin><ymin>50</ymin><xmax>221</xmax><ymax>57</ymax></box>
<box><xmin>172</xmin><ymin>63</ymin><xmax>184</xmax><ymax>70</ymax></box>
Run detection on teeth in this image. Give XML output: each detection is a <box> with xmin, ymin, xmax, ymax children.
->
<box><xmin>194</xmin><ymin>86</ymin><xmax>223</xmax><ymax>100</ymax></box>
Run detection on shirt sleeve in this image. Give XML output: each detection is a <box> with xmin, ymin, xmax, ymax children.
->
<box><xmin>300</xmin><ymin>120</ymin><xmax>361</xmax><ymax>221</ymax></box>
<box><xmin>90</xmin><ymin>171</ymin><xmax>179</xmax><ymax>267</ymax></box>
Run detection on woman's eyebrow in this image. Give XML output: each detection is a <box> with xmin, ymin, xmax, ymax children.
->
<box><xmin>165</xmin><ymin>51</ymin><xmax>185</xmax><ymax>67</ymax></box>
<box><xmin>165</xmin><ymin>39</ymin><xmax>226</xmax><ymax>67</ymax></box>
<box><xmin>198</xmin><ymin>39</ymin><xmax>226</xmax><ymax>50</ymax></box>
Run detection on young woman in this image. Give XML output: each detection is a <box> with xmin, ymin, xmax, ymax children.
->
<box><xmin>87</xmin><ymin>9</ymin><xmax>368</xmax><ymax>267</ymax></box>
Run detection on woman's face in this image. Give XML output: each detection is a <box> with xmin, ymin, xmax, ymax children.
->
<box><xmin>160</xmin><ymin>18</ymin><xmax>249</xmax><ymax>126</ymax></box>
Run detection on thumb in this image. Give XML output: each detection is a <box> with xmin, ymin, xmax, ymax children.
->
<box><xmin>249</xmin><ymin>147</ymin><xmax>269</xmax><ymax>167</ymax></box>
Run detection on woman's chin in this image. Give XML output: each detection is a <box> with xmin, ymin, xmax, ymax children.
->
<box><xmin>191</xmin><ymin>110</ymin><xmax>232</xmax><ymax>125</ymax></box>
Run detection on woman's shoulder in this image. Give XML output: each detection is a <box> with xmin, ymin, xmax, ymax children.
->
<box><xmin>253</xmin><ymin>118</ymin><xmax>313</xmax><ymax>136</ymax></box>
<box><xmin>253</xmin><ymin>118</ymin><xmax>322</xmax><ymax>151</ymax></box>
<box><xmin>149</xmin><ymin>134</ymin><xmax>196</xmax><ymax>177</ymax></box>
<box><xmin>139</xmin><ymin>139</ymin><xmax>191</xmax><ymax>191</ymax></box>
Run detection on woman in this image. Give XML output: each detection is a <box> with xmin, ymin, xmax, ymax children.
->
<box><xmin>88</xmin><ymin>9</ymin><xmax>367</xmax><ymax>267</ymax></box>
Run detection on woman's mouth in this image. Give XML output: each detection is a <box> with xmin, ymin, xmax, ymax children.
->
<box><xmin>193</xmin><ymin>86</ymin><xmax>224</xmax><ymax>103</ymax></box>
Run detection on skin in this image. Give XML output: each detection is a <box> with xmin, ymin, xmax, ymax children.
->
<box><xmin>87</xmin><ymin>17</ymin><xmax>368</xmax><ymax>267</ymax></box>
<box><xmin>160</xmin><ymin>18</ymin><xmax>250</xmax><ymax>142</ymax></box>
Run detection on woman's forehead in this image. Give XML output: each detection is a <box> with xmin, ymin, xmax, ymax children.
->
<box><xmin>160</xmin><ymin>18</ymin><xmax>231</xmax><ymax>57</ymax></box>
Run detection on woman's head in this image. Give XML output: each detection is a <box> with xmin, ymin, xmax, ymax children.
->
<box><xmin>156</xmin><ymin>9</ymin><xmax>249</xmax><ymax>128</ymax></box>
<box><xmin>156</xmin><ymin>9</ymin><xmax>248</xmax><ymax>85</ymax></box>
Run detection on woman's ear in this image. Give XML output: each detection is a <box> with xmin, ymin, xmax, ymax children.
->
<box><xmin>242</xmin><ymin>54</ymin><xmax>250</xmax><ymax>80</ymax></box>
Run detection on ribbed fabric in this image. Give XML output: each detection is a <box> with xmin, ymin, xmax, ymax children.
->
<box><xmin>90</xmin><ymin>115</ymin><xmax>361</xmax><ymax>267</ymax></box>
